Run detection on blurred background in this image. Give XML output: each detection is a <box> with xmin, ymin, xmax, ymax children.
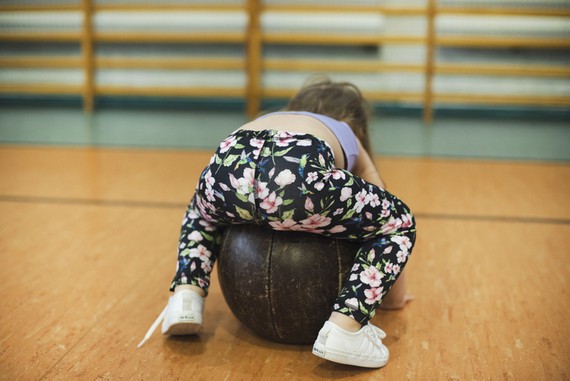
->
<box><xmin>0</xmin><ymin>0</ymin><xmax>568</xmax><ymax>160</ymax></box>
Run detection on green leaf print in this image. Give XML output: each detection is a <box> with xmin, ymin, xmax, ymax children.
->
<box><xmin>282</xmin><ymin>199</ymin><xmax>294</xmax><ymax>206</ymax></box>
<box><xmin>273</xmin><ymin>147</ymin><xmax>294</xmax><ymax>157</ymax></box>
<box><xmin>223</xmin><ymin>154</ymin><xmax>240</xmax><ymax>167</ymax></box>
<box><xmin>300</xmin><ymin>154</ymin><xmax>307</xmax><ymax>168</ymax></box>
<box><xmin>235</xmin><ymin>193</ymin><xmax>250</xmax><ymax>203</ymax></box>
<box><xmin>215</xmin><ymin>155</ymin><xmax>222</xmax><ymax>165</ymax></box>
<box><xmin>234</xmin><ymin>205</ymin><xmax>253</xmax><ymax>220</ymax></box>
<box><xmin>180</xmin><ymin>248</ymin><xmax>191</xmax><ymax>257</ymax></box>
<box><xmin>281</xmin><ymin>209</ymin><xmax>295</xmax><ymax>220</ymax></box>
<box><xmin>201</xmin><ymin>231</ymin><xmax>214</xmax><ymax>242</ymax></box>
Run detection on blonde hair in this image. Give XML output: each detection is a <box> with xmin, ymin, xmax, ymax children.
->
<box><xmin>285</xmin><ymin>76</ymin><xmax>373</xmax><ymax>153</ymax></box>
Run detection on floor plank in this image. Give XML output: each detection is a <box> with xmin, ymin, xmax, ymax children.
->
<box><xmin>1</xmin><ymin>146</ymin><xmax>569</xmax><ymax>380</ymax></box>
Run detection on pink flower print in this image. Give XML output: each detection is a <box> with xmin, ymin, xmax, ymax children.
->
<box><xmin>205</xmin><ymin>187</ymin><xmax>215</xmax><ymax>202</ymax></box>
<box><xmin>201</xmin><ymin>260</ymin><xmax>212</xmax><ymax>273</ymax></box>
<box><xmin>306</xmin><ymin>172</ymin><xmax>318</xmax><ymax>184</ymax></box>
<box><xmin>318</xmin><ymin>154</ymin><xmax>326</xmax><ymax>166</ymax></box>
<box><xmin>219</xmin><ymin>183</ymin><xmax>230</xmax><ymax>191</ymax></box>
<box><xmin>189</xmin><ymin>244</ymin><xmax>211</xmax><ymax>260</ymax></box>
<box><xmin>354</xmin><ymin>189</ymin><xmax>371</xmax><ymax>213</ymax></box>
<box><xmin>229</xmin><ymin>168</ymin><xmax>255</xmax><ymax>195</ymax></box>
<box><xmin>187</xmin><ymin>209</ymin><xmax>200</xmax><ymax>219</ymax></box>
<box><xmin>296</xmin><ymin>139</ymin><xmax>312</xmax><ymax>146</ymax></box>
<box><xmin>299</xmin><ymin>214</ymin><xmax>332</xmax><ymax>230</ymax></box>
<box><xmin>255</xmin><ymin>181</ymin><xmax>269</xmax><ymax>199</ymax></box>
<box><xmin>340</xmin><ymin>187</ymin><xmax>352</xmax><ymax>202</ymax></box>
<box><xmin>274</xmin><ymin>132</ymin><xmax>295</xmax><ymax>147</ymax></box>
<box><xmin>204</xmin><ymin>169</ymin><xmax>215</xmax><ymax>188</ymax></box>
<box><xmin>181</xmin><ymin>273</ymin><xmax>188</xmax><ymax>284</ymax></box>
<box><xmin>391</xmin><ymin>235</ymin><xmax>412</xmax><ymax>252</ymax></box>
<box><xmin>314</xmin><ymin>182</ymin><xmax>325</xmax><ymax>191</ymax></box>
<box><xmin>345</xmin><ymin>298</ymin><xmax>359</xmax><ymax>310</ymax></box>
<box><xmin>349</xmin><ymin>273</ymin><xmax>358</xmax><ymax>281</ymax></box>
<box><xmin>401</xmin><ymin>213</ymin><xmax>414</xmax><ymax>228</ymax></box>
<box><xmin>198</xmin><ymin>219</ymin><xmax>216</xmax><ymax>231</ymax></box>
<box><xmin>328</xmin><ymin>225</ymin><xmax>347</xmax><ymax>234</ymax></box>
<box><xmin>187</xmin><ymin>231</ymin><xmax>203</xmax><ymax>242</ymax></box>
<box><xmin>305</xmin><ymin>197</ymin><xmax>314</xmax><ymax>212</ymax></box>
<box><xmin>250</xmin><ymin>137</ymin><xmax>264</xmax><ymax>156</ymax></box>
<box><xmin>260</xmin><ymin>191</ymin><xmax>283</xmax><ymax>214</ymax></box>
<box><xmin>250</xmin><ymin>138</ymin><xmax>264</xmax><ymax>149</ymax></box>
<box><xmin>190</xmin><ymin>262</ymin><xmax>196</xmax><ymax>272</ymax></box>
<box><xmin>364</xmin><ymin>287</ymin><xmax>384</xmax><ymax>305</ymax></box>
<box><xmin>365</xmin><ymin>212</ymin><xmax>373</xmax><ymax>220</ymax></box>
<box><xmin>197</xmin><ymin>278</ymin><xmax>207</xmax><ymax>288</ymax></box>
<box><xmin>219</xmin><ymin>135</ymin><xmax>237</xmax><ymax>153</ymax></box>
<box><xmin>274</xmin><ymin>169</ymin><xmax>296</xmax><ymax>187</ymax></box>
<box><xmin>359</xmin><ymin>266</ymin><xmax>382</xmax><ymax>287</ymax></box>
<box><xmin>381</xmin><ymin>217</ymin><xmax>402</xmax><ymax>234</ymax></box>
<box><xmin>384</xmin><ymin>262</ymin><xmax>393</xmax><ymax>274</ymax></box>
<box><xmin>383</xmin><ymin>246</ymin><xmax>393</xmax><ymax>254</ymax></box>
<box><xmin>333</xmin><ymin>208</ymin><xmax>344</xmax><ymax>216</ymax></box>
<box><xmin>396</xmin><ymin>250</ymin><xmax>407</xmax><ymax>263</ymax></box>
<box><xmin>381</xmin><ymin>198</ymin><xmax>391</xmax><ymax>209</ymax></box>
<box><xmin>329</xmin><ymin>169</ymin><xmax>346</xmax><ymax>180</ymax></box>
<box><xmin>369</xmin><ymin>193</ymin><xmax>380</xmax><ymax>208</ymax></box>
<box><xmin>392</xmin><ymin>264</ymin><xmax>401</xmax><ymax>275</ymax></box>
<box><xmin>381</xmin><ymin>209</ymin><xmax>390</xmax><ymax>218</ymax></box>
<box><xmin>269</xmin><ymin>219</ymin><xmax>298</xmax><ymax>231</ymax></box>
<box><xmin>351</xmin><ymin>263</ymin><xmax>360</xmax><ymax>272</ymax></box>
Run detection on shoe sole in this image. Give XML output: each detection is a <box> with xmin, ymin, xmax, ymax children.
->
<box><xmin>163</xmin><ymin>313</ymin><xmax>203</xmax><ymax>336</ymax></box>
<box><xmin>312</xmin><ymin>342</ymin><xmax>389</xmax><ymax>368</ymax></box>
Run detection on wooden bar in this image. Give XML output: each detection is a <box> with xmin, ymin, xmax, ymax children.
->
<box><xmin>261</xmin><ymin>4</ymin><xmax>427</xmax><ymax>15</ymax></box>
<box><xmin>262</xmin><ymin>87</ymin><xmax>423</xmax><ymax>103</ymax></box>
<box><xmin>437</xmin><ymin>36</ymin><xmax>570</xmax><ymax>49</ymax></box>
<box><xmin>263</xmin><ymin>33</ymin><xmax>425</xmax><ymax>45</ymax></box>
<box><xmin>0</xmin><ymin>56</ymin><xmax>83</xmax><ymax>69</ymax></box>
<box><xmin>93</xmin><ymin>4</ymin><xmax>245</xmax><ymax>12</ymax></box>
<box><xmin>94</xmin><ymin>31</ymin><xmax>246</xmax><ymax>44</ymax></box>
<box><xmin>96</xmin><ymin>85</ymin><xmax>246</xmax><ymax>98</ymax></box>
<box><xmin>246</xmin><ymin>0</ymin><xmax>262</xmax><ymax>118</ymax></box>
<box><xmin>0</xmin><ymin>32</ymin><xmax>82</xmax><ymax>42</ymax></box>
<box><xmin>96</xmin><ymin>57</ymin><xmax>244</xmax><ymax>70</ymax></box>
<box><xmin>423</xmin><ymin>0</ymin><xmax>436</xmax><ymax>125</ymax></box>
<box><xmin>0</xmin><ymin>4</ymin><xmax>80</xmax><ymax>11</ymax></box>
<box><xmin>81</xmin><ymin>0</ymin><xmax>95</xmax><ymax>113</ymax></box>
<box><xmin>434</xmin><ymin>93</ymin><xmax>570</xmax><ymax>106</ymax></box>
<box><xmin>264</xmin><ymin>58</ymin><xmax>424</xmax><ymax>73</ymax></box>
<box><xmin>437</xmin><ymin>63</ymin><xmax>570</xmax><ymax>77</ymax></box>
<box><xmin>0</xmin><ymin>84</ymin><xmax>84</xmax><ymax>95</ymax></box>
<box><xmin>437</xmin><ymin>6</ymin><xmax>570</xmax><ymax>17</ymax></box>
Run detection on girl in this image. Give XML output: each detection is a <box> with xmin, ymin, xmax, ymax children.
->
<box><xmin>139</xmin><ymin>78</ymin><xmax>416</xmax><ymax>369</ymax></box>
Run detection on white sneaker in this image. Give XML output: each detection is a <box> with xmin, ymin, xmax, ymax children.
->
<box><xmin>161</xmin><ymin>290</ymin><xmax>204</xmax><ymax>335</ymax></box>
<box><xmin>312</xmin><ymin>321</ymin><xmax>389</xmax><ymax>368</ymax></box>
<box><xmin>137</xmin><ymin>290</ymin><xmax>204</xmax><ymax>348</ymax></box>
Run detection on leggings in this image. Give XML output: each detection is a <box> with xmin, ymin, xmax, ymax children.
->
<box><xmin>171</xmin><ymin>129</ymin><xmax>416</xmax><ymax>324</ymax></box>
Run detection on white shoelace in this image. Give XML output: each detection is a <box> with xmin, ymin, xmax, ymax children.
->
<box><xmin>363</xmin><ymin>323</ymin><xmax>387</xmax><ymax>348</ymax></box>
<box><xmin>137</xmin><ymin>306</ymin><xmax>167</xmax><ymax>349</ymax></box>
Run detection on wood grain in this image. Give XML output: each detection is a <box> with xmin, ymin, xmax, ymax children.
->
<box><xmin>0</xmin><ymin>146</ymin><xmax>568</xmax><ymax>380</ymax></box>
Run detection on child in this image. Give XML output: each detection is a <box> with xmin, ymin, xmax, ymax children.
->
<box><xmin>139</xmin><ymin>77</ymin><xmax>417</xmax><ymax>369</ymax></box>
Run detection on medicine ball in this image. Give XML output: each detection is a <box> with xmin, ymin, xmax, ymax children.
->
<box><xmin>217</xmin><ymin>224</ymin><xmax>358</xmax><ymax>344</ymax></box>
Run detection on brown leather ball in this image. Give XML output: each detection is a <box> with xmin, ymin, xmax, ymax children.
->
<box><xmin>217</xmin><ymin>224</ymin><xmax>358</xmax><ymax>345</ymax></box>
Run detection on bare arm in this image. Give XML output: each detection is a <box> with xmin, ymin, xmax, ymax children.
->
<box><xmin>350</xmin><ymin>139</ymin><xmax>385</xmax><ymax>189</ymax></box>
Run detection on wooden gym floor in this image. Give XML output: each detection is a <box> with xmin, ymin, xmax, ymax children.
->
<box><xmin>1</xmin><ymin>116</ymin><xmax>569</xmax><ymax>380</ymax></box>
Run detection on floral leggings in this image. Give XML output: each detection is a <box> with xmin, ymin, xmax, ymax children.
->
<box><xmin>171</xmin><ymin>129</ymin><xmax>416</xmax><ymax>324</ymax></box>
